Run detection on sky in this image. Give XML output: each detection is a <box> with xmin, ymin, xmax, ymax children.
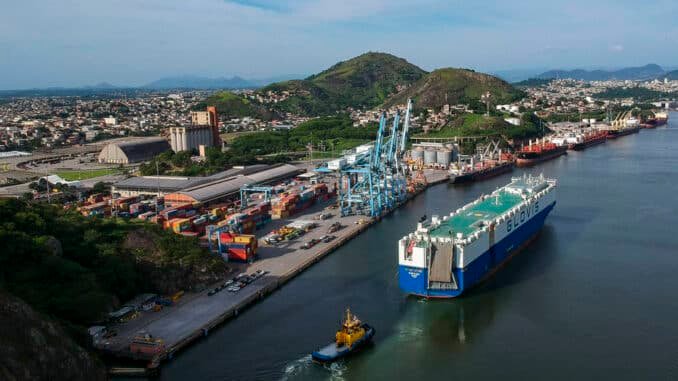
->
<box><xmin>1</xmin><ymin>0</ymin><xmax>677</xmax><ymax>89</ymax></box>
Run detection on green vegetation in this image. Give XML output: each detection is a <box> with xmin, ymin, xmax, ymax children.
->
<box><xmin>139</xmin><ymin>146</ymin><xmax>261</xmax><ymax>176</ymax></box>
<box><xmin>220</xmin><ymin>130</ymin><xmax>261</xmax><ymax>143</ymax></box>
<box><xmin>513</xmin><ymin>78</ymin><xmax>554</xmax><ymax>87</ymax></box>
<box><xmin>195</xmin><ymin>91</ymin><xmax>278</xmax><ymax>120</ymax></box>
<box><xmin>55</xmin><ymin>168</ymin><xmax>121</xmax><ymax>181</ymax></box>
<box><xmin>418</xmin><ymin>113</ymin><xmax>545</xmax><ymax>141</ymax></box>
<box><xmin>228</xmin><ymin>116</ymin><xmax>377</xmax><ymax>156</ymax></box>
<box><xmin>261</xmin><ymin>52</ymin><xmax>427</xmax><ymax>115</ymax></box>
<box><xmin>0</xmin><ymin>199</ymin><xmax>225</xmax><ymax>326</ymax></box>
<box><xmin>544</xmin><ymin>111</ymin><xmax>608</xmax><ymax>123</ymax></box>
<box><xmin>595</xmin><ymin>87</ymin><xmax>676</xmax><ymax>101</ymax></box>
<box><xmin>383</xmin><ymin>68</ymin><xmax>525</xmax><ymax>112</ymax></box>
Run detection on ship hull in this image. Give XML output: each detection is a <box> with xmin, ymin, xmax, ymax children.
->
<box><xmin>572</xmin><ymin>137</ymin><xmax>606</xmax><ymax>151</ymax></box>
<box><xmin>515</xmin><ymin>147</ymin><xmax>567</xmax><ymax>167</ymax></box>
<box><xmin>606</xmin><ymin>127</ymin><xmax>640</xmax><ymax>139</ymax></box>
<box><xmin>398</xmin><ymin>201</ymin><xmax>555</xmax><ymax>298</ymax></box>
<box><xmin>450</xmin><ymin>162</ymin><xmax>514</xmax><ymax>184</ymax></box>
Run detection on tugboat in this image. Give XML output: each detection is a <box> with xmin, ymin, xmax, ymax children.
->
<box><xmin>311</xmin><ymin>308</ymin><xmax>375</xmax><ymax>363</ymax></box>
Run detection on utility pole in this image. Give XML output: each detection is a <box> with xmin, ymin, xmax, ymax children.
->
<box><xmin>155</xmin><ymin>160</ymin><xmax>160</xmax><ymax>212</ymax></box>
<box><xmin>45</xmin><ymin>177</ymin><xmax>50</xmax><ymax>204</ymax></box>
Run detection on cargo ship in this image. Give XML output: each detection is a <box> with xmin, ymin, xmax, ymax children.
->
<box><xmin>515</xmin><ymin>139</ymin><xmax>567</xmax><ymax>167</ymax></box>
<box><xmin>311</xmin><ymin>308</ymin><xmax>375</xmax><ymax>362</ymax></box>
<box><xmin>449</xmin><ymin>160</ymin><xmax>514</xmax><ymax>184</ymax></box>
<box><xmin>571</xmin><ymin>130</ymin><xmax>607</xmax><ymax>150</ymax></box>
<box><xmin>398</xmin><ymin>175</ymin><xmax>556</xmax><ymax>298</ymax></box>
<box><xmin>655</xmin><ymin>111</ymin><xmax>668</xmax><ymax>127</ymax></box>
<box><xmin>605</xmin><ymin>116</ymin><xmax>640</xmax><ymax>138</ymax></box>
<box><xmin>642</xmin><ymin>112</ymin><xmax>669</xmax><ymax>128</ymax></box>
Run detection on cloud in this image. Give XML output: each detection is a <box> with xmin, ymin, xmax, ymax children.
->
<box><xmin>1</xmin><ymin>0</ymin><xmax>677</xmax><ymax>89</ymax></box>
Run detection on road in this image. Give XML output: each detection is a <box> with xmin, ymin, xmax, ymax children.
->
<box><xmin>97</xmin><ymin>200</ymin><xmax>366</xmax><ymax>359</ymax></box>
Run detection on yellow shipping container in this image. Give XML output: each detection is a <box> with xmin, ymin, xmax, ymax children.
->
<box><xmin>171</xmin><ymin>291</ymin><xmax>184</xmax><ymax>302</ymax></box>
<box><xmin>234</xmin><ymin>235</ymin><xmax>255</xmax><ymax>244</ymax></box>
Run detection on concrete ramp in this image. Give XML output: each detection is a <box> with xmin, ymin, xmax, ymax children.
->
<box><xmin>429</xmin><ymin>242</ymin><xmax>455</xmax><ymax>284</ymax></box>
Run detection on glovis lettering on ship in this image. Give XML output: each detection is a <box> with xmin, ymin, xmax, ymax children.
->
<box><xmin>507</xmin><ymin>200</ymin><xmax>539</xmax><ymax>232</ymax></box>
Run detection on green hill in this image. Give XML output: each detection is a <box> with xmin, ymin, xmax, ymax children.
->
<box><xmin>418</xmin><ymin>113</ymin><xmax>545</xmax><ymax>141</ymax></box>
<box><xmin>196</xmin><ymin>91</ymin><xmax>279</xmax><ymax>120</ymax></box>
<box><xmin>384</xmin><ymin>68</ymin><xmax>524</xmax><ymax>111</ymax></box>
<box><xmin>261</xmin><ymin>52</ymin><xmax>427</xmax><ymax>115</ymax></box>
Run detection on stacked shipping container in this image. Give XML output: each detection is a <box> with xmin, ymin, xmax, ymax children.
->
<box><xmin>217</xmin><ymin>232</ymin><xmax>258</xmax><ymax>262</ymax></box>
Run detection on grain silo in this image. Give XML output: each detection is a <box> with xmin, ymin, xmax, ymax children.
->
<box><xmin>423</xmin><ymin>148</ymin><xmax>437</xmax><ymax>165</ymax></box>
<box><xmin>411</xmin><ymin>146</ymin><xmax>425</xmax><ymax>162</ymax></box>
<box><xmin>436</xmin><ymin>149</ymin><xmax>452</xmax><ymax>167</ymax></box>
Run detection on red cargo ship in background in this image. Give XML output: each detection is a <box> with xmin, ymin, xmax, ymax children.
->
<box><xmin>645</xmin><ymin>111</ymin><xmax>669</xmax><ymax>128</ymax></box>
<box><xmin>515</xmin><ymin>139</ymin><xmax>567</xmax><ymax>167</ymax></box>
<box><xmin>571</xmin><ymin>130</ymin><xmax>607</xmax><ymax>150</ymax></box>
<box><xmin>449</xmin><ymin>153</ymin><xmax>514</xmax><ymax>184</ymax></box>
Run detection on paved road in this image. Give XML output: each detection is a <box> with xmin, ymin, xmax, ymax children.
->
<box><xmin>97</xmin><ymin>201</ymin><xmax>366</xmax><ymax>356</ymax></box>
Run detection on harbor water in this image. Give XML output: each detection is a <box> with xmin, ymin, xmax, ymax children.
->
<box><xmin>160</xmin><ymin>112</ymin><xmax>678</xmax><ymax>380</ymax></box>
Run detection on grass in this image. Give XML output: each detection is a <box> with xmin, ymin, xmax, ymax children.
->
<box><xmin>55</xmin><ymin>168</ymin><xmax>120</xmax><ymax>181</ymax></box>
<box><xmin>220</xmin><ymin>131</ymin><xmax>261</xmax><ymax>143</ymax></box>
<box><xmin>416</xmin><ymin>114</ymin><xmax>505</xmax><ymax>138</ymax></box>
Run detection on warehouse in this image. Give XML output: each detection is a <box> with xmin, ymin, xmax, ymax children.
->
<box><xmin>111</xmin><ymin>164</ymin><xmax>301</xmax><ymax>201</ymax></box>
<box><xmin>97</xmin><ymin>138</ymin><xmax>171</xmax><ymax>164</ymax></box>
<box><xmin>111</xmin><ymin>164</ymin><xmax>270</xmax><ymax>197</ymax></box>
<box><xmin>166</xmin><ymin>164</ymin><xmax>302</xmax><ymax>205</ymax></box>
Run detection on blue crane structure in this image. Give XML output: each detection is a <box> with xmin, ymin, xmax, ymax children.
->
<box><xmin>239</xmin><ymin>185</ymin><xmax>273</xmax><ymax>209</ymax></box>
<box><xmin>338</xmin><ymin>98</ymin><xmax>413</xmax><ymax>217</ymax></box>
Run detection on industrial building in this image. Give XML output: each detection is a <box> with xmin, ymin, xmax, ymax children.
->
<box><xmin>410</xmin><ymin>142</ymin><xmax>458</xmax><ymax>168</ymax></box>
<box><xmin>170</xmin><ymin>106</ymin><xmax>221</xmax><ymax>152</ymax></box>
<box><xmin>165</xmin><ymin>164</ymin><xmax>302</xmax><ymax>205</ymax></box>
<box><xmin>169</xmin><ymin>125</ymin><xmax>213</xmax><ymax>153</ymax></box>
<box><xmin>97</xmin><ymin>138</ymin><xmax>171</xmax><ymax>164</ymax></box>
<box><xmin>112</xmin><ymin>164</ymin><xmax>302</xmax><ymax>205</ymax></box>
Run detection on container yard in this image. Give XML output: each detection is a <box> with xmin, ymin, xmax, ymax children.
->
<box><xmin>90</xmin><ymin>101</ymin><xmax>453</xmax><ymax>370</ymax></box>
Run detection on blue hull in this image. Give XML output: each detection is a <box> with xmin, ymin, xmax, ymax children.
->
<box><xmin>399</xmin><ymin>202</ymin><xmax>556</xmax><ymax>298</ymax></box>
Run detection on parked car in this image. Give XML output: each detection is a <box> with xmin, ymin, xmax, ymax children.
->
<box><xmin>327</xmin><ymin>222</ymin><xmax>343</xmax><ymax>233</ymax></box>
<box><xmin>322</xmin><ymin>235</ymin><xmax>336</xmax><ymax>243</ymax></box>
<box><xmin>301</xmin><ymin>238</ymin><xmax>321</xmax><ymax>249</ymax></box>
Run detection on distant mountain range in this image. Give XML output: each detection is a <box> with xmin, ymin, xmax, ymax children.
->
<box><xmin>534</xmin><ymin>64</ymin><xmax>667</xmax><ymax>81</ymax></box>
<box><xmin>140</xmin><ymin>75</ymin><xmax>303</xmax><ymax>89</ymax></box>
<box><xmin>665</xmin><ymin>70</ymin><xmax>678</xmax><ymax>80</ymax></box>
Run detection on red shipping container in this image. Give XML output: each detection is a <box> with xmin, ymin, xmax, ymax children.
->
<box><xmin>228</xmin><ymin>248</ymin><xmax>251</xmax><ymax>261</ymax></box>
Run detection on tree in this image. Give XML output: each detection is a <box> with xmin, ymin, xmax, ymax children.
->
<box><xmin>91</xmin><ymin>182</ymin><xmax>108</xmax><ymax>195</ymax></box>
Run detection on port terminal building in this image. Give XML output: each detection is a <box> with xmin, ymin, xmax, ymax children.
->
<box><xmin>112</xmin><ymin>164</ymin><xmax>302</xmax><ymax>205</ymax></box>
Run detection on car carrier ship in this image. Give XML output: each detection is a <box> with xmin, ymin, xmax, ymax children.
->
<box><xmin>398</xmin><ymin>175</ymin><xmax>557</xmax><ymax>298</ymax></box>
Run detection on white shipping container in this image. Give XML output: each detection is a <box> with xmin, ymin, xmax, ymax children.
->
<box><xmin>327</xmin><ymin>158</ymin><xmax>347</xmax><ymax>170</ymax></box>
<box><xmin>355</xmin><ymin>144</ymin><xmax>373</xmax><ymax>154</ymax></box>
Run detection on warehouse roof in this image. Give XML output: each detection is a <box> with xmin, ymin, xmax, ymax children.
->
<box><xmin>176</xmin><ymin>164</ymin><xmax>301</xmax><ymax>203</ymax></box>
<box><xmin>113</xmin><ymin>138</ymin><xmax>170</xmax><ymax>163</ymax></box>
<box><xmin>113</xmin><ymin>164</ymin><xmax>270</xmax><ymax>192</ymax></box>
